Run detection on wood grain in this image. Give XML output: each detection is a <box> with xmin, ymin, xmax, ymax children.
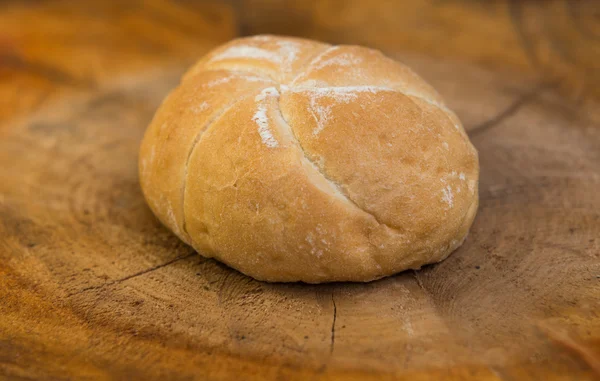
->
<box><xmin>0</xmin><ymin>0</ymin><xmax>236</xmax><ymax>124</ymax></box>
<box><xmin>1</xmin><ymin>0</ymin><xmax>599</xmax><ymax>380</ymax></box>
<box><xmin>240</xmin><ymin>0</ymin><xmax>600</xmax><ymax>119</ymax></box>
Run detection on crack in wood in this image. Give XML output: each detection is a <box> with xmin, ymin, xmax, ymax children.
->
<box><xmin>469</xmin><ymin>83</ymin><xmax>550</xmax><ymax>138</ymax></box>
<box><xmin>329</xmin><ymin>292</ymin><xmax>337</xmax><ymax>355</ymax></box>
<box><xmin>67</xmin><ymin>252</ymin><xmax>196</xmax><ymax>297</ymax></box>
<box><xmin>412</xmin><ymin>270</ymin><xmax>427</xmax><ymax>293</ymax></box>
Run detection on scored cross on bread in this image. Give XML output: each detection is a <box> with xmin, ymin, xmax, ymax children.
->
<box><xmin>139</xmin><ymin>35</ymin><xmax>479</xmax><ymax>283</ymax></box>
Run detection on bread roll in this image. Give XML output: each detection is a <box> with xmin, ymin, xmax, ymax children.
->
<box><xmin>139</xmin><ymin>35</ymin><xmax>479</xmax><ymax>283</ymax></box>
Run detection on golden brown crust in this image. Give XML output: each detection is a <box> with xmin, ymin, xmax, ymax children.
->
<box><xmin>139</xmin><ymin>69</ymin><xmax>274</xmax><ymax>244</ymax></box>
<box><xmin>139</xmin><ymin>35</ymin><xmax>480</xmax><ymax>282</ymax></box>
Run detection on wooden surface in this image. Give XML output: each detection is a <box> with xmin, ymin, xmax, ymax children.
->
<box><xmin>1</xmin><ymin>1</ymin><xmax>599</xmax><ymax>380</ymax></box>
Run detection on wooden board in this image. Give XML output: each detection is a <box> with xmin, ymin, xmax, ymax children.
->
<box><xmin>1</xmin><ymin>1</ymin><xmax>599</xmax><ymax>380</ymax></box>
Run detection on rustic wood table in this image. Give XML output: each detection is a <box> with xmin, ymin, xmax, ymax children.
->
<box><xmin>1</xmin><ymin>1</ymin><xmax>599</xmax><ymax>380</ymax></box>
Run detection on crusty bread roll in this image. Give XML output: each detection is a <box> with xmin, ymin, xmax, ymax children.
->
<box><xmin>139</xmin><ymin>35</ymin><xmax>479</xmax><ymax>283</ymax></box>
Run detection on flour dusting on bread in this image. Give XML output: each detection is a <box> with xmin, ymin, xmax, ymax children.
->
<box><xmin>442</xmin><ymin>185</ymin><xmax>454</xmax><ymax>208</ymax></box>
<box><xmin>253</xmin><ymin>87</ymin><xmax>280</xmax><ymax>148</ymax></box>
<box><xmin>210</xmin><ymin>40</ymin><xmax>301</xmax><ymax>72</ymax></box>
<box><xmin>312</xmin><ymin>51</ymin><xmax>363</xmax><ymax>71</ymax></box>
<box><xmin>290</xmin><ymin>86</ymin><xmax>387</xmax><ymax>136</ymax></box>
<box><xmin>206</xmin><ymin>74</ymin><xmax>266</xmax><ymax>88</ymax></box>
